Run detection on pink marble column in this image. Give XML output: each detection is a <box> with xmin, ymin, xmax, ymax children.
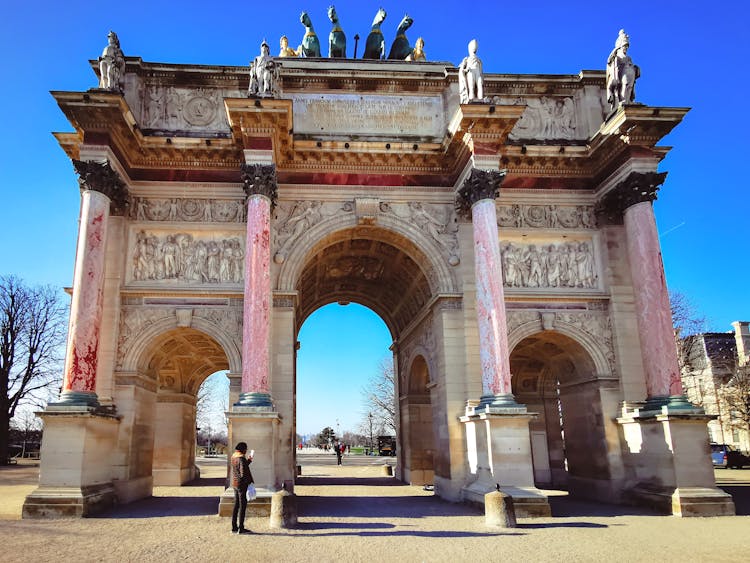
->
<box><xmin>56</xmin><ymin>160</ymin><xmax>128</xmax><ymax>408</ymax></box>
<box><xmin>236</xmin><ymin>164</ymin><xmax>277</xmax><ymax>408</ymax></box>
<box><xmin>599</xmin><ymin>171</ymin><xmax>690</xmax><ymax>410</ymax></box>
<box><xmin>457</xmin><ymin>169</ymin><xmax>520</xmax><ymax>409</ymax></box>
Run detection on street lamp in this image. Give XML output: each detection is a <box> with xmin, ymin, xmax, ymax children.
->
<box><xmin>368</xmin><ymin>412</ymin><xmax>374</xmax><ymax>455</ymax></box>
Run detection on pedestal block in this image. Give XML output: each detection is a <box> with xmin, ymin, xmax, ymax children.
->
<box><xmin>218</xmin><ymin>408</ymin><xmax>281</xmax><ymax>517</ymax></box>
<box><xmin>618</xmin><ymin>406</ymin><xmax>735</xmax><ymax>516</ymax></box>
<box><xmin>23</xmin><ymin>409</ymin><xmax>120</xmax><ymax>518</ymax></box>
<box><xmin>461</xmin><ymin>405</ymin><xmax>550</xmax><ymax>517</ymax></box>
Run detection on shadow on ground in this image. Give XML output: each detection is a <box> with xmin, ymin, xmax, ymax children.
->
<box><xmin>94</xmin><ymin>495</ymin><xmax>219</xmax><ymax>518</ymax></box>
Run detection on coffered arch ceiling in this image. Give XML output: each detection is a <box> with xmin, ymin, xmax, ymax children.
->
<box><xmin>296</xmin><ymin>226</ymin><xmax>434</xmax><ymax>337</ymax></box>
<box><xmin>141</xmin><ymin>328</ymin><xmax>229</xmax><ymax>395</ymax></box>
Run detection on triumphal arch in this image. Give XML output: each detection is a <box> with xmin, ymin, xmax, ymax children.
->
<box><xmin>24</xmin><ymin>22</ymin><xmax>735</xmax><ymax>518</ymax></box>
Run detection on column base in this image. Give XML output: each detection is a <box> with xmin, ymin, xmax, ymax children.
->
<box><xmin>618</xmin><ymin>406</ymin><xmax>735</xmax><ymax>517</ymax></box>
<box><xmin>477</xmin><ymin>393</ymin><xmax>526</xmax><ymax>413</ymax></box>
<box><xmin>22</xmin><ymin>409</ymin><xmax>120</xmax><ymax>518</ymax></box>
<box><xmin>47</xmin><ymin>390</ymin><xmax>101</xmax><ymax>410</ymax></box>
<box><xmin>234</xmin><ymin>392</ymin><xmax>274</xmax><ymax>409</ymax></box>
<box><xmin>218</xmin><ymin>486</ymin><xmax>274</xmax><ymax>517</ymax></box>
<box><xmin>641</xmin><ymin>394</ymin><xmax>703</xmax><ymax>415</ymax></box>
<box><xmin>22</xmin><ymin>484</ymin><xmax>116</xmax><ymax>518</ymax></box>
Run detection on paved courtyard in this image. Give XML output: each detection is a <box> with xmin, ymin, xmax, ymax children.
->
<box><xmin>0</xmin><ymin>455</ymin><xmax>747</xmax><ymax>562</ymax></box>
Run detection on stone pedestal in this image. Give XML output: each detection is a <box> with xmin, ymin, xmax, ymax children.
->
<box><xmin>617</xmin><ymin>405</ymin><xmax>735</xmax><ymax>516</ymax></box>
<box><xmin>23</xmin><ymin>410</ymin><xmax>120</xmax><ymax>518</ymax></box>
<box><xmin>461</xmin><ymin>405</ymin><xmax>550</xmax><ymax>517</ymax></box>
<box><xmin>218</xmin><ymin>408</ymin><xmax>281</xmax><ymax>517</ymax></box>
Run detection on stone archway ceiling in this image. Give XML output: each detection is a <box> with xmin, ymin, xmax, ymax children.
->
<box><xmin>297</xmin><ymin>227</ymin><xmax>433</xmax><ymax>336</ymax></box>
<box><xmin>146</xmin><ymin>328</ymin><xmax>229</xmax><ymax>394</ymax></box>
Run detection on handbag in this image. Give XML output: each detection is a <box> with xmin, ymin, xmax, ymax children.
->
<box><xmin>246</xmin><ymin>484</ymin><xmax>257</xmax><ymax>501</ymax></box>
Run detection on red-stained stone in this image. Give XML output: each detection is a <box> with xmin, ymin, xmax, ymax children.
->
<box><xmin>624</xmin><ymin>202</ymin><xmax>683</xmax><ymax>397</ymax></box>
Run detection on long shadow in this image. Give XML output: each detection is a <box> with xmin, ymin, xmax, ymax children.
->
<box><xmin>547</xmin><ymin>495</ymin><xmax>661</xmax><ymax>518</ymax></box>
<box><xmin>93</xmin><ymin>495</ymin><xmax>219</xmax><ymax>518</ymax></box>
<box><xmin>718</xmin><ymin>485</ymin><xmax>750</xmax><ymax>515</ymax></box>
<box><xmin>181</xmin><ymin>476</ymin><xmax>225</xmax><ymax>488</ymax></box>
<box><xmin>298</xmin><ymin>494</ymin><xmax>481</xmax><ymax>519</ymax></box>
<box><xmin>287</xmin><ymin>530</ymin><xmax>524</xmax><ymax>538</ymax></box>
<box><xmin>296</xmin><ymin>476</ymin><xmax>404</xmax><ymax>487</ymax></box>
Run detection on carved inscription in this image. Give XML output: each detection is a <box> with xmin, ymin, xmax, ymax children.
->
<box><xmin>292</xmin><ymin>94</ymin><xmax>444</xmax><ymax>137</ymax></box>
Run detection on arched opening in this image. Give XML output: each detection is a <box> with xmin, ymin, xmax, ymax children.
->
<box><xmin>138</xmin><ymin>327</ymin><xmax>230</xmax><ymax>487</ymax></box>
<box><xmin>292</xmin><ymin>224</ymin><xmax>440</xmax><ymax>484</ymax></box>
<box><xmin>296</xmin><ymin>303</ymin><xmax>392</xmax><ymax>450</ymax></box>
<box><xmin>400</xmin><ymin>355</ymin><xmax>435</xmax><ymax>485</ymax></box>
<box><xmin>510</xmin><ymin>331</ymin><xmax>611</xmax><ymax>491</ymax></box>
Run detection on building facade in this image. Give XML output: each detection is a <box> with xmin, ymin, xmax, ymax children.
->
<box><xmin>681</xmin><ymin>321</ymin><xmax>750</xmax><ymax>452</ymax></box>
<box><xmin>22</xmin><ymin>29</ymin><xmax>735</xmax><ymax>518</ymax></box>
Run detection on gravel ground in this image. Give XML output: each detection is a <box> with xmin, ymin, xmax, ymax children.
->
<box><xmin>0</xmin><ymin>459</ymin><xmax>748</xmax><ymax>562</ymax></box>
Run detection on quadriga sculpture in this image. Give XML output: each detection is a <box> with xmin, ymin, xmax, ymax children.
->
<box><xmin>327</xmin><ymin>5</ymin><xmax>346</xmax><ymax>58</ymax></box>
<box><xmin>387</xmin><ymin>14</ymin><xmax>413</xmax><ymax>60</ymax></box>
<box><xmin>362</xmin><ymin>7</ymin><xmax>387</xmax><ymax>59</ymax></box>
<box><xmin>298</xmin><ymin>11</ymin><xmax>321</xmax><ymax>57</ymax></box>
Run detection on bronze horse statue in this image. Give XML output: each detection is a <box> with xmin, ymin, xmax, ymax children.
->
<box><xmin>298</xmin><ymin>11</ymin><xmax>321</xmax><ymax>57</ymax></box>
<box><xmin>362</xmin><ymin>7</ymin><xmax>387</xmax><ymax>59</ymax></box>
<box><xmin>327</xmin><ymin>5</ymin><xmax>346</xmax><ymax>58</ymax></box>
<box><xmin>387</xmin><ymin>14</ymin><xmax>414</xmax><ymax>60</ymax></box>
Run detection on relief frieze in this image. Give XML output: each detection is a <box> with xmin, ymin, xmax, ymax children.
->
<box><xmin>132</xmin><ymin>197</ymin><xmax>245</xmax><ymax>223</ymax></box>
<box><xmin>381</xmin><ymin>202</ymin><xmax>460</xmax><ymax>266</ymax></box>
<box><xmin>495</xmin><ymin>96</ymin><xmax>581</xmax><ymax>141</ymax></box>
<box><xmin>130</xmin><ymin>230</ymin><xmax>245</xmax><ymax>285</ymax></box>
<box><xmin>272</xmin><ymin>200</ymin><xmax>352</xmax><ymax>263</ymax></box>
<box><xmin>501</xmin><ymin>240</ymin><xmax>598</xmax><ymax>289</ymax></box>
<box><xmin>139</xmin><ymin>86</ymin><xmax>238</xmax><ymax>132</ymax></box>
<box><xmin>497</xmin><ymin>204</ymin><xmax>594</xmax><ymax>229</ymax></box>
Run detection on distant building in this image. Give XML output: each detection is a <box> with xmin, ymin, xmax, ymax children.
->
<box><xmin>680</xmin><ymin>321</ymin><xmax>750</xmax><ymax>451</ymax></box>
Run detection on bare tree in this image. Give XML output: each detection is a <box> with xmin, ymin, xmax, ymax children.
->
<box><xmin>196</xmin><ymin>371</ymin><xmax>229</xmax><ymax>451</ymax></box>
<box><xmin>1</xmin><ymin>276</ymin><xmax>67</xmax><ymax>464</ymax></box>
<box><xmin>670</xmin><ymin>290</ymin><xmax>707</xmax><ymax>375</ymax></box>
<box><xmin>721</xmin><ymin>362</ymin><xmax>750</xmax><ymax>443</ymax></box>
<box><xmin>361</xmin><ymin>357</ymin><xmax>396</xmax><ymax>436</ymax></box>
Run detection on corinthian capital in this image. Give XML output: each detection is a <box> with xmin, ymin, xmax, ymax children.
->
<box><xmin>72</xmin><ymin>159</ymin><xmax>130</xmax><ymax>216</ymax></box>
<box><xmin>595</xmin><ymin>171</ymin><xmax>667</xmax><ymax>225</ymax></box>
<box><xmin>455</xmin><ymin>168</ymin><xmax>506</xmax><ymax>218</ymax></box>
<box><xmin>241</xmin><ymin>163</ymin><xmax>278</xmax><ymax>207</ymax></box>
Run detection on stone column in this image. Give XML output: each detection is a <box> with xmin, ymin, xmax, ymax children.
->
<box><xmin>235</xmin><ymin>163</ymin><xmax>277</xmax><ymax>408</ymax></box>
<box><xmin>455</xmin><ymin>168</ymin><xmax>519</xmax><ymax>409</ymax></box>
<box><xmin>597</xmin><ymin>171</ymin><xmax>691</xmax><ymax>411</ymax></box>
<box><xmin>52</xmin><ymin>160</ymin><xmax>129</xmax><ymax>409</ymax></box>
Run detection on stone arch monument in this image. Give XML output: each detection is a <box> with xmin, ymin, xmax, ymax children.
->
<box><xmin>23</xmin><ymin>27</ymin><xmax>734</xmax><ymax>518</ymax></box>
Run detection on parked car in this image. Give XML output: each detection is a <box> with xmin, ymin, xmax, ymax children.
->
<box><xmin>711</xmin><ymin>444</ymin><xmax>750</xmax><ymax>468</ymax></box>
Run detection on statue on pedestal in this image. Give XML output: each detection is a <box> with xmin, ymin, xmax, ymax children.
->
<box><xmin>387</xmin><ymin>14</ymin><xmax>414</xmax><ymax>60</ymax></box>
<box><xmin>278</xmin><ymin>35</ymin><xmax>297</xmax><ymax>57</ymax></box>
<box><xmin>98</xmin><ymin>31</ymin><xmax>125</xmax><ymax>91</ymax></box>
<box><xmin>406</xmin><ymin>37</ymin><xmax>426</xmax><ymax>61</ymax></box>
<box><xmin>248</xmin><ymin>40</ymin><xmax>279</xmax><ymax>98</ymax></box>
<box><xmin>363</xmin><ymin>7</ymin><xmax>387</xmax><ymax>59</ymax></box>
<box><xmin>327</xmin><ymin>5</ymin><xmax>346</xmax><ymax>58</ymax></box>
<box><xmin>298</xmin><ymin>12</ymin><xmax>321</xmax><ymax>57</ymax></box>
<box><xmin>606</xmin><ymin>29</ymin><xmax>640</xmax><ymax>112</ymax></box>
<box><xmin>458</xmin><ymin>39</ymin><xmax>484</xmax><ymax>103</ymax></box>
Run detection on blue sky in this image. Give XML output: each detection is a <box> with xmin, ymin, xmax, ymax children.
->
<box><xmin>1</xmin><ymin>1</ymin><xmax>747</xmax><ymax>433</ymax></box>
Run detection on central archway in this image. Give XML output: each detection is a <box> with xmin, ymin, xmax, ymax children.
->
<box><xmin>291</xmin><ymin>223</ymin><xmax>444</xmax><ymax>485</ymax></box>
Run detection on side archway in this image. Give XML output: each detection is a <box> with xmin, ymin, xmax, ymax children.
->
<box><xmin>400</xmin><ymin>355</ymin><xmax>436</xmax><ymax>486</ymax></box>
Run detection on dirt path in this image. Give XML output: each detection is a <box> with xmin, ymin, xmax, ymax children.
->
<box><xmin>0</xmin><ymin>461</ymin><xmax>747</xmax><ymax>562</ymax></box>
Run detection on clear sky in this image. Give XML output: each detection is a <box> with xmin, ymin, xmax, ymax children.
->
<box><xmin>1</xmin><ymin>1</ymin><xmax>748</xmax><ymax>433</ymax></box>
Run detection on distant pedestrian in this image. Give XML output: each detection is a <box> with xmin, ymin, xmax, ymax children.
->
<box><xmin>334</xmin><ymin>440</ymin><xmax>343</xmax><ymax>465</ymax></box>
<box><xmin>230</xmin><ymin>442</ymin><xmax>254</xmax><ymax>534</ymax></box>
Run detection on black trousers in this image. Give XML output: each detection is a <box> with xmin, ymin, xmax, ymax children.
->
<box><xmin>232</xmin><ymin>484</ymin><xmax>248</xmax><ymax>530</ymax></box>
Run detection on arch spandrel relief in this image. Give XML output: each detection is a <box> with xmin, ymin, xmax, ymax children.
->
<box><xmin>128</xmin><ymin>229</ymin><xmax>246</xmax><ymax>286</ymax></box>
<box><xmin>506</xmin><ymin>309</ymin><xmax>617</xmax><ymax>378</ymax></box>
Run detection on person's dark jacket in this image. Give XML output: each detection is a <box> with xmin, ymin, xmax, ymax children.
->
<box><xmin>230</xmin><ymin>452</ymin><xmax>253</xmax><ymax>488</ymax></box>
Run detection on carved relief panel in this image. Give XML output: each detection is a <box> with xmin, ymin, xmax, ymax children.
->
<box><xmin>127</xmin><ymin>229</ymin><xmax>245</xmax><ymax>286</ymax></box>
<box><xmin>132</xmin><ymin>197</ymin><xmax>245</xmax><ymax>223</ymax></box>
<box><xmin>490</xmin><ymin>96</ymin><xmax>583</xmax><ymax>142</ymax></box>
<box><xmin>500</xmin><ymin>237</ymin><xmax>601</xmax><ymax>291</ymax></box>
<box><xmin>496</xmin><ymin>204</ymin><xmax>595</xmax><ymax>230</ymax></box>
<box><xmin>137</xmin><ymin>85</ymin><xmax>241</xmax><ymax>132</ymax></box>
